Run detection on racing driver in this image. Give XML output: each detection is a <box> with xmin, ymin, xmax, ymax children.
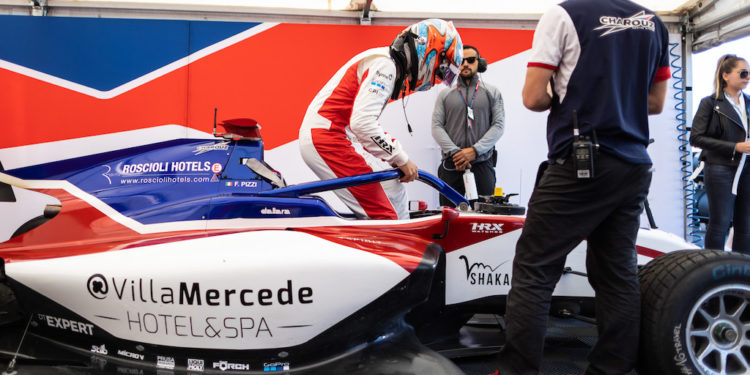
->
<box><xmin>299</xmin><ymin>19</ymin><xmax>463</xmax><ymax>219</ymax></box>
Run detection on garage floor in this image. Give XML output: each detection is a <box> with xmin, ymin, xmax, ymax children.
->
<box><xmin>0</xmin><ymin>314</ymin><xmax>635</xmax><ymax>375</ymax></box>
<box><xmin>446</xmin><ymin>315</ymin><xmax>606</xmax><ymax>375</ymax></box>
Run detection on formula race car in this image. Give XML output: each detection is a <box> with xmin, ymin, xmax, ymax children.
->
<box><xmin>1</xmin><ymin>119</ymin><xmax>749</xmax><ymax>375</ymax></box>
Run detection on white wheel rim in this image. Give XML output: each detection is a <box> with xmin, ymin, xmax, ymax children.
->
<box><xmin>686</xmin><ymin>284</ymin><xmax>750</xmax><ymax>375</ymax></box>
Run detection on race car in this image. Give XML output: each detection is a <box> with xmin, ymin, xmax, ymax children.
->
<box><xmin>0</xmin><ymin>119</ymin><xmax>748</xmax><ymax>375</ymax></box>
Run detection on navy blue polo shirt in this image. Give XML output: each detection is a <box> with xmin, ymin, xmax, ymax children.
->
<box><xmin>528</xmin><ymin>0</ymin><xmax>671</xmax><ymax>164</ymax></box>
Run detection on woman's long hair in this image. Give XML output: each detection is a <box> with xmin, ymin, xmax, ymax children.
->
<box><xmin>714</xmin><ymin>54</ymin><xmax>747</xmax><ymax>98</ymax></box>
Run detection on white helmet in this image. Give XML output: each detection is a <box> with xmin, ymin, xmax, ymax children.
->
<box><xmin>390</xmin><ymin>19</ymin><xmax>463</xmax><ymax>96</ymax></box>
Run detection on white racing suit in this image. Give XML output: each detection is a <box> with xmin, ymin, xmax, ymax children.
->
<box><xmin>299</xmin><ymin>47</ymin><xmax>409</xmax><ymax>220</ymax></box>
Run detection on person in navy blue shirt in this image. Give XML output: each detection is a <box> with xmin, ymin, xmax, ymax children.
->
<box><xmin>494</xmin><ymin>0</ymin><xmax>670</xmax><ymax>374</ymax></box>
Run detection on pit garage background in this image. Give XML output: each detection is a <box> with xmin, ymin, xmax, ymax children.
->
<box><xmin>0</xmin><ymin>0</ymin><xmax>749</xmax><ymax>243</ymax></box>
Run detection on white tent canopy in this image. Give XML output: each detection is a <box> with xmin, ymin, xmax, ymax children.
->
<box><xmin>1</xmin><ymin>0</ymin><xmax>748</xmax><ymax>51</ymax></box>
<box><xmin>30</xmin><ymin>0</ymin><xmax>689</xmax><ymax>13</ymax></box>
<box><xmin>688</xmin><ymin>0</ymin><xmax>750</xmax><ymax>52</ymax></box>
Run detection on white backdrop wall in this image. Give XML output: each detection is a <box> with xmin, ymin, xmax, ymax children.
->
<box><xmin>267</xmin><ymin>34</ymin><xmax>689</xmax><ymax>239</ymax></box>
<box><xmin>0</xmin><ymin>17</ymin><xmax>688</xmax><ymax>242</ymax></box>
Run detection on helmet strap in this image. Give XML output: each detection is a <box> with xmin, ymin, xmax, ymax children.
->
<box><xmin>388</xmin><ymin>30</ymin><xmax>419</xmax><ymax>99</ymax></box>
<box><xmin>389</xmin><ymin>33</ymin><xmax>408</xmax><ymax>100</ymax></box>
<box><xmin>404</xmin><ymin>32</ymin><xmax>419</xmax><ymax>91</ymax></box>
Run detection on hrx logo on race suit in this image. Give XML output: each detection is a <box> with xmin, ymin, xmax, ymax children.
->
<box><xmin>370</xmin><ymin>135</ymin><xmax>394</xmax><ymax>155</ymax></box>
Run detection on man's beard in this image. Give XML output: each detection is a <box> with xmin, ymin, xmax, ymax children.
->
<box><xmin>461</xmin><ymin>70</ymin><xmax>475</xmax><ymax>81</ymax></box>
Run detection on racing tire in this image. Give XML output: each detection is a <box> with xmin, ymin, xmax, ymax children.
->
<box><xmin>10</xmin><ymin>206</ymin><xmax>59</xmax><ymax>238</ymax></box>
<box><xmin>11</xmin><ymin>215</ymin><xmax>49</xmax><ymax>238</ymax></box>
<box><xmin>0</xmin><ymin>282</ymin><xmax>21</xmax><ymax>326</ymax></box>
<box><xmin>638</xmin><ymin>249</ymin><xmax>750</xmax><ymax>375</ymax></box>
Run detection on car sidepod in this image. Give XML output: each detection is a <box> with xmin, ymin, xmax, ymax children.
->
<box><xmin>2</xmin><ymin>229</ymin><xmax>443</xmax><ymax>372</ymax></box>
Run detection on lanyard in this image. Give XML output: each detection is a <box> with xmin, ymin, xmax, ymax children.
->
<box><xmin>458</xmin><ymin>80</ymin><xmax>481</xmax><ymax>128</ymax></box>
<box><xmin>458</xmin><ymin>80</ymin><xmax>481</xmax><ymax>108</ymax></box>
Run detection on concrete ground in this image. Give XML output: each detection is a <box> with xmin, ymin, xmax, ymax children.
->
<box><xmin>0</xmin><ymin>313</ymin><xmax>630</xmax><ymax>375</ymax></box>
<box><xmin>446</xmin><ymin>315</ymin><xmax>637</xmax><ymax>375</ymax></box>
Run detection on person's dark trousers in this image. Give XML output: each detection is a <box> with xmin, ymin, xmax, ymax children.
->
<box><xmin>704</xmin><ymin>162</ymin><xmax>750</xmax><ymax>254</ymax></box>
<box><xmin>497</xmin><ymin>152</ymin><xmax>652</xmax><ymax>375</ymax></box>
<box><xmin>437</xmin><ymin>161</ymin><xmax>496</xmax><ymax>207</ymax></box>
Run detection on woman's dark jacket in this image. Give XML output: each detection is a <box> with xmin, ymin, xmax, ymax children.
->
<box><xmin>690</xmin><ymin>92</ymin><xmax>750</xmax><ymax>166</ymax></box>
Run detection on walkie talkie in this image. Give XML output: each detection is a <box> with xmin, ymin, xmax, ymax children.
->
<box><xmin>572</xmin><ymin>110</ymin><xmax>594</xmax><ymax>179</ymax></box>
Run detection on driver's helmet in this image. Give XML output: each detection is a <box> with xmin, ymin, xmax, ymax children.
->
<box><xmin>406</xmin><ymin>19</ymin><xmax>463</xmax><ymax>92</ymax></box>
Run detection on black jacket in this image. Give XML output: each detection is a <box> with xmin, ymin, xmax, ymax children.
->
<box><xmin>690</xmin><ymin>92</ymin><xmax>750</xmax><ymax>166</ymax></box>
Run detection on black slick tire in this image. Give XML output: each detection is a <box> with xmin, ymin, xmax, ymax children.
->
<box><xmin>638</xmin><ymin>249</ymin><xmax>750</xmax><ymax>375</ymax></box>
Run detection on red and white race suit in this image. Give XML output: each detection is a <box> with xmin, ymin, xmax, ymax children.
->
<box><xmin>299</xmin><ymin>47</ymin><xmax>409</xmax><ymax>220</ymax></box>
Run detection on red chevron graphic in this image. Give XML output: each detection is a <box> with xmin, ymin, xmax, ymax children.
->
<box><xmin>0</xmin><ymin>24</ymin><xmax>533</xmax><ymax>151</ymax></box>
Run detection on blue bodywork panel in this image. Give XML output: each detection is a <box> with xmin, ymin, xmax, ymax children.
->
<box><xmin>4</xmin><ymin>138</ymin><xmax>467</xmax><ymax>224</ymax></box>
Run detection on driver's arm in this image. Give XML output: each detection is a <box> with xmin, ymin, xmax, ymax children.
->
<box><xmin>350</xmin><ymin>56</ymin><xmax>412</xmax><ymax>171</ymax></box>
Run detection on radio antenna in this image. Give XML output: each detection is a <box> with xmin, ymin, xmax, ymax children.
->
<box><xmin>213</xmin><ymin>108</ymin><xmax>218</xmax><ymax>136</ymax></box>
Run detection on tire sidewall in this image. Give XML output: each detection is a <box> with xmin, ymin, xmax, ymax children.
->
<box><xmin>653</xmin><ymin>253</ymin><xmax>750</xmax><ymax>375</ymax></box>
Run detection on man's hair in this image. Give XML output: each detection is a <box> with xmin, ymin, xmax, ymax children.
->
<box><xmin>714</xmin><ymin>54</ymin><xmax>747</xmax><ymax>98</ymax></box>
<box><xmin>463</xmin><ymin>45</ymin><xmax>480</xmax><ymax>57</ymax></box>
<box><xmin>462</xmin><ymin>45</ymin><xmax>487</xmax><ymax>73</ymax></box>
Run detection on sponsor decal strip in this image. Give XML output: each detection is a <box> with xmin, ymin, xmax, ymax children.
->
<box><xmin>38</xmin><ymin>313</ymin><xmax>94</xmax><ymax>335</ymax></box>
<box><xmin>595</xmin><ymin>11</ymin><xmax>655</xmax><ymax>36</ymax></box>
<box><xmin>264</xmin><ymin>362</ymin><xmax>291</xmax><ymax>372</ymax></box>
<box><xmin>87</xmin><ymin>276</ymin><xmax>314</xmax><ymax>307</ymax></box>
<box><xmin>117</xmin><ymin>349</ymin><xmax>145</xmax><ymax>361</ymax></box>
<box><xmin>91</xmin><ymin>344</ymin><xmax>109</xmax><ymax>355</ymax></box>
<box><xmin>213</xmin><ymin>361</ymin><xmax>250</xmax><ymax>371</ymax></box>
<box><xmin>157</xmin><ymin>356</ymin><xmax>176</xmax><ymax>370</ymax></box>
<box><xmin>458</xmin><ymin>255</ymin><xmax>511</xmax><ymax>286</ymax></box>
<box><xmin>187</xmin><ymin>358</ymin><xmax>205</xmax><ymax>371</ymax></box>
<box><xmin>87</xmin><ymin>275</ymin><xmax>311</xmax><ymax>340</ymax></box>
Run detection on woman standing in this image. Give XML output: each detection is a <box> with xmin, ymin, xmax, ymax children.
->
<box><xmin>690</xmin><ymin>54</ymin><xmax>750</xmax><ymax>253</ymax></box>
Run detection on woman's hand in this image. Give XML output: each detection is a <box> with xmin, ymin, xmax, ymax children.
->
<box><xmin>736</xmin><ymin>141</ymin><xmax>750</xmax><ymax>154</ymax></box>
